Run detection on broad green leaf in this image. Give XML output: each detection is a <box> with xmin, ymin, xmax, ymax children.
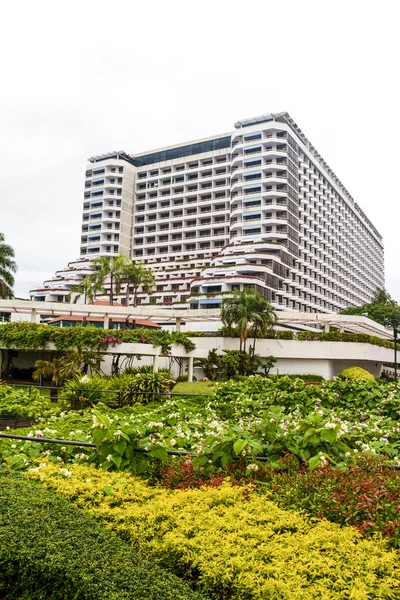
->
<box><xmin>233</xmin><ymin>439</ymin><xmax>248</xmax><ymax>456</ymax></box>
<box><xmin>112</xmin><ymin>455</ymin><xmax>122</xmax><ymax>469</ymax></box>
<box><xmin>309</xmin><ymin>455</ymin><xmax>321</xmax><ymax>470</ymax></box>
<box><xmin>149</xmin><ymin>446</ymin><xmax>168</xmax><ymax>461</ymax></box>
<box><xmin>320</xmin><ymin>428</ymin><xmax>337</xmax><ymax>443</ymax></box>
<box><xmin>113</xmin><ymin>440</ymin><xmax>127</xmax><ymax>455</ymax></box>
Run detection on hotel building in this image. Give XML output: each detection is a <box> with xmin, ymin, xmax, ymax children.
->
<box><xmin>31</xmin><ymin>112</ymin><xmax>384</xmax><ymax>314</ymax></box>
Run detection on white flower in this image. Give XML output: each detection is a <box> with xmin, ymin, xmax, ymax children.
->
<box><xmin>80</xmin><ymin>375</ymin><xmax>90</xmax><ymax>384</ymax></box>
<box><xmin>60</xmin><ymin>468</ymin><xmax>72</xmax><ymax>477</ymax></box>
<box><xmin>170</xmin><ymin>439</ymin><xmax>176</xmax><ymax>446</ymax></box>
<box><xmin>247</xmin><ymin>463</ymin><xmax>259</xmax><ymax>472</ymax></box>
<box><xmin>106</xmin><ymin>454</ymin><xmax>113</xmax><ymax>462</ymax></box>
<box><xmin>11</xmin><ymin>444</ymin><xmax>16</xmax><ymax>449</ymax></box>
<box><xmin>86</xmin><ymin>478</ymin><xmax>91</xmax><ymax>483</ymax></box>
<box><xmin>61</xmin><ymin>446</ymin><xmax>67</xmax><ymax>451</ymax></box>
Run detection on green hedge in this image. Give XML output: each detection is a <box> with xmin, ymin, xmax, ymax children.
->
<box><xmin>0</xmin><ymin>470</ymin><xmax>205</xmax><ymax>600</ymax></box>
<box><xmin>200</xmin><ymin>329</ymin><xmax>393</xmax><ymax>349</ymax></box>
<box><xmin>0</xmin><ymin>322</ymin><xmax>195</xmax><ymax>353</ymax></box>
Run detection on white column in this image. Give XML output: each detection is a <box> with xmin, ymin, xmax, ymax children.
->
<box><xmin>104</xmin><ymin>313</ymin><xmax>110</xmax><ymax>329</ymax></box>
<box><xmin>324</xmin><ymin>323</ymin><xmax>330</xmax><ymax>333</ymax></box>
<box><xmin>175</xmin><ymin>317</ymin><xmax>181</xmax><ymax>332</ymax></box>
<box><xmin>31</xmin><ymin>308</ymin><xmax>37</xmax><ymax>323</ymax></box>
<box><xmin>188</xmin><ymin>356</ymin><xmax>194</xmax><ymax>382</ymax></box>
<box><xmin>153</xmin><ymin>352</ymin><xmax>160</xmax><ymax>372</ymax></box>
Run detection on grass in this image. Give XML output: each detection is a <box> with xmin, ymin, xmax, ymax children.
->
<box><xmin>173</xmin><ymin>381</ymin><xmax>215</xmax><ymax>395</ymax></box>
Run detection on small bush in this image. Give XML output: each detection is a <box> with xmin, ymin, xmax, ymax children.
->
<box><xmin>115</xmin><ymin>371</ymin><xmax>175</xmax><ymax>405</ymax></box>
<box><xmin>175</xmin><ymin>374</ymin><xmax>188</xmax><ymax>382</ymax></box>
<box><xmin>0</xmin><ymin>470</ymin><xmax>204</xmax><ymax>600</ymax></box>
<box><xmin>61</xmin><ymin>374</ymin><xmax>117</xmax><ymax>408</ymax></box>
<box><xmin>339</xmin><ymin>366</ymin><xmax>375</xmax><ymax>381</ymax></box>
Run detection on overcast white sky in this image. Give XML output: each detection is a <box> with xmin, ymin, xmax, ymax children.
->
<box><xmin>1</xmin><ymin>0</ymin><xmax>399</xmax><ymax>301</ymax></box>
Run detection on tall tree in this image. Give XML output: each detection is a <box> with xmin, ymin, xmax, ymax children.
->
<box><xmin>92</xmin><ymin>254</ymin><xmax>129</xmax><ymax>306</ymax></box>
<box><xmin>123</xmin><ymin>261</ymin><xmax>155</xmax><ymax>307</ymax></box>
<box><xmin>221</xmin><ymin>288</ymin><xmax>276</xmax><ymax>353</ymax></box>
<box><xmin>0</xmin><ymin>233</ymin><xmax>17</xmax><ymax>299</ymax></box>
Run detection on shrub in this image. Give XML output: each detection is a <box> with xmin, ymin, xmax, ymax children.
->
<box><xmin>175</xmin><ymin>374</ymin><xmax>188</xmax><ymax>382</ymax></box>
<box><xmin>29</xmin><ymin>463</ymin><xmax>400</xmax><ymax>600</ymax></box>
<box><xmin>339</xmin><ymin>366</ymin><xmax>375</xmax><ymax>381</ymax></box>
<box><xmin>0</xmin><ymin>385</ymin><xmax>63</xmax><ymax>418</ymax></box>
<box><xmin>0</xmin><ymin>471</ymin><xmax>204</xmax><ymax>600</ymax></box>
<box><xmin>114</xmin><ymin>371</ymin><xmax>175</xmax><ymax>405</ymax></box>
<box><xmin>61</xmin><ymin>374</ymin><xmax>117</xmax><ymax>408</ymax></box>
<box><xmin>267</xmin><ymin>373</ymin><xmax>325</xmax><ymax>382</ymax></box>
<box><xmin>257</xmin><ymin>454</ymin><xmax>400</xmax><ymax>547</ymax></box>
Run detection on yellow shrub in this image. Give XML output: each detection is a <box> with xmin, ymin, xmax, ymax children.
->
<box><xmin>339</xmin><ymin>366</ymin><xmax>375</xmax><ymax>381</ymax></box>
<box><xmin>28</xmin><ymin>463</ymin><xmax>400</xmax><ymax>599</ymax></box>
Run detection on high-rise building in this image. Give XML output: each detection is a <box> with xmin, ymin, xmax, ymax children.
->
<box><xmin>31</xmin><ymin>112</ymin><xmax>384</xmax><ymax>313</ymax></box>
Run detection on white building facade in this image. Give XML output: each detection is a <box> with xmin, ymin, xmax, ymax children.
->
<box><xmin>31</xmin><ymin>113</ymin><xmax>384</xmax><ymax>314</ymax></box>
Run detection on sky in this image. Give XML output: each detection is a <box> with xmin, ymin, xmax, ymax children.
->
<box><xmin>1</xmin><ymin>0</ymin><xmax>399</xmax><ymax>301</ymax></box>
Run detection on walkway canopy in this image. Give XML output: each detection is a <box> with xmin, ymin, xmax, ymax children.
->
<box><xmin>0</xmin><ymin>299</ymin><xmax>393</xmax><ymax>339</ymax></box>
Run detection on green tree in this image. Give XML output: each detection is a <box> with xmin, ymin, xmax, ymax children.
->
<box><xmin>122</xmin><ymin>261</ymin><xmax>155</xmax><ymax>307</ymax></box>
<box><xmin>67</xmin><ymin>275</ymin><xmax>105</xmax><ymax>305</ymax></box>
<box><xmin>92</xmin><ymin>254</ymin><xmax>129</xmax><ymax>306</ymax></box>
<box><xmin>341</xmin><ymin>287</ymin><xmax>399</xmax><ymax>326</ymax></box>
<box><xmin>33</xmin><ymin>347</ymin><xmax>103</xmax><ymax>395</ymax></box>
<box><xmin>0</xmin><ymin>233</ymin><xmax>17</xmax><ymax>299</ymax></box>
<box><xmin>221</xmin><ymin>288</ymin><xmax>276</xmax><ymax>352</ymax></box>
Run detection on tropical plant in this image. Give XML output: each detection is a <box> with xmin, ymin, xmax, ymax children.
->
<box><xmin>115</xmin><ymin>371</ymin><xmax>176</xmax><ymax>405</ymax></box>
<box><xmin>92</xmin><ymin>254</ymin><xmax>129</xmax><ymax>306</ymax></box>
<box><xmin>33</xmin><ymin>346</ymin><xmax>103</xmax><ymax>390</ymax></box>
<box><xmin>32</xmin><ymin>359</ymin><xmax>68</xmax><ymax>398</ymax></box>
<box><xmin>0</xmin><ymin>232</ymin><xmax>17</xmax><ymax>298</ymax></box>
<box><xmin>66</xmin><ymin>274</ymin><xmax>105</xmax><ymax>305</ymax></box>
<box><xmin>122</xmin><ymin>261</ymin><xmax>155</xmax><ymax>307</ymax></box>
<box><xmin>194</xmin><ymin>348</ymin><xmax>221</xmax><ymax>380</ymax></box>
<box><xmin>61</xmin><ymin>374</ymin><xmax>117</xmax><ymax>409</ymax></box>
<box><xmin>58</xmin><ymin>344</ymin><xmax>103</xmax><ymax>376</ymax></box>
<box><xmin>221</xmin><ymin>289</ymin><xmax>276</xmax><ymax>353</ymax></box>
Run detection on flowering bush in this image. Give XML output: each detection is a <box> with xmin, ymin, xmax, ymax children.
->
<box><xmin>0</xmin><ymin>322</ymin><xmax>196</xmax><ymax>353</ymax></box>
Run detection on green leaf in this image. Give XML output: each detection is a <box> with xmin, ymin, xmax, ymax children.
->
<box><xmin>233</xmin><ymin>439</ymin><xmax>248</xmax><ymax>456</ymax></box>
<box><xmin>221</xmin><ymin>452</ymin><xmax>233</xmax><ymax>467</ymax></box>
<box><xmin>113</xmin><ymin>440</ymin><xmax>127</xmax><ymax>455</ymax></box>
<box><xmin>307</xmin><ymin>435</ymin><xmax>321</xmax><ymax>447</ymax></box>
<box><xmin>149</xmin><ymin>446</ymin><xmax>168</xmax><ymax>461</ymax></box>
<box><xmin>112</xmin><ymin>455</ymin><xmax>122</xmax><ymax>469</ymax></box>
<box><xmin>320</xmin><ymin>428</ymin><xmax>337</xmax><ymax>443</ymax></box>
<box><xmin>102</xmin><ymin>484</ymin><xmax>113</xmax><ymax>496</ymax></box>
<box><xmin>309</xmin><ymin>455</ymin><xmax>321</xmax><ymax>471</ymax></box>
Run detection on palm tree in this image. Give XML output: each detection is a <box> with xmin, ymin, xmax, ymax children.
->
<box><xmin>92</xmin><ymin>254</ymin><xmax>129</xmax><ymax>306</ymax></box>
<box><xmin>33</xmin><ymin>347</ymin><xmax>103</xmax><ymax>399</ymax></box>
<box><xmin>0</xmin><ymin>233</ymin><xmax>17</xmax><ymax>299</ymax></box>
<box><xmin>59</xmin><ymin>345</ymin><xmax>103</xmax><ymax>376</ymax></box>
<box><xmin>221</xmin><ymin>288</ymin><xmax>276</xmax><ymax>353</ymax></box>
<box><xmin>123</xmin><ymin>261</ymin><xmax>155</xmax><ymax>307</ymax></box>
<box><xmin>67</xmin><ymin>275</ymin><xmax>105</xmax><ymax>305</ymax></box>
